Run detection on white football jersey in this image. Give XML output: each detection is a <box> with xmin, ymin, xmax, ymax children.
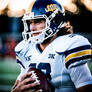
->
<box><xmin>15</xmin><ymin>34</ymin><xmax>92</xmax><ymax>92</ymax></box>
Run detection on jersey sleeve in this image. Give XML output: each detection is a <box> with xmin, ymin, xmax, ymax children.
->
<box><xmin>64</xmin><ymin>35</ymin><xmax>92</xmax><ymax>88</ymax></box>
<box><xmin>64</xmin><ymin>35</ymin><xmax>92</xmax><ymax>69</ymax></box>
<box><xmin>69</xmin><ymin>63</ymin><xmax>92</xmax><ymax>88</ymax></box>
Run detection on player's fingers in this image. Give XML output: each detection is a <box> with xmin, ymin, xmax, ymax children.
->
<box><xmin>21</xmin><ymin>82</ymin><xmax>40</xmax><ymax>91</ymax></box>
<box><xmin>13</xmin><ymin>78</ymin><xmax>35</xmax><ymax>92</ymax></box>
<box><xmin>20</xmin><ymin>83</ymin><xmax>32</xmax><ymax>91</ymax></box>
<box><xmin>22</xmin><ymin>77</ymin><xmax>36</xmax><ymax>86</ymax></box>
<box><xmin>29</xmin><ymin>81</ymin><xmax>40</xmax><ymax>88</ymax></box>
<box><xmin>36</xmin><ymin>89</ymin><xmax>43</xmax><ymax>92</ymax></box>
<box><xmin>21</xmin><ymin>72</ymin><xmax>32</xmax><ymax>81</ymax></box>
<box><xmin>11</xmin><ymin>80</ymin><xmax>20</xmax><ymax>89</ymax></box>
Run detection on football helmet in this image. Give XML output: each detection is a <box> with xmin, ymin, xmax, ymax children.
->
<box><xmin>22</xmin><ymin>0</ymin><xmax>66</xmax><ymax>44</ymax></box>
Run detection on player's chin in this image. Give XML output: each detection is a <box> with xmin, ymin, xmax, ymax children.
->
<box><xmin>32</xmin><ymin>33</ymin><xmax>41</xmax><ymax>36</ymax></box>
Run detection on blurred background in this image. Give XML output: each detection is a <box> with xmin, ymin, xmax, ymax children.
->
<box><xmin>0</xmin><ymin>0</ymin><xmax>92</xmax><ymax>92</ymax></box>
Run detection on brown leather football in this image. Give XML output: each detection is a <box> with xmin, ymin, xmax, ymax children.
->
<box><xmin>27</xmin><ymin>68</ymin><xmax>54</xmax><ymax>92</ymax></box>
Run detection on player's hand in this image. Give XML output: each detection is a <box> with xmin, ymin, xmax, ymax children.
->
<box><xmin>11</xmin><ymin>72</ymin><xmax>41</xmax><ymax>92</ymax></box>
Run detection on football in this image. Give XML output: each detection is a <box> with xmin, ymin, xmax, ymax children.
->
<box><xmin>27</xmin><ymin>68</ymin><xmax>54</xmax><ymax>92</ymax></box>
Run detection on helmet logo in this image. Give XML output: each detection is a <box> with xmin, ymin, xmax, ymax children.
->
<box><xmin>45</xmin><ymin>4</ymin><xmax>58</xmax><ymax>12</ymax></box>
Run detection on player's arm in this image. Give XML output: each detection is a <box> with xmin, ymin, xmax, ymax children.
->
<box><xmin>68</xmin><ymin>63</ymin><xmax>92</xmax><ymax>92</ymax></box>
<box><xmin>76</xmin><ymin>64</ymin><xmax>92</xmax><ymax>92</ymax></box>
<box><xmin>11</xmin><ymin>41</ymin><xmax>41</xmax><ymax>92</ymax></box>
<box><xmin>64</xmin><ymin>35</ymin><xmax>92</xmax><ymax>92</ymax></box>
<box><xmin>11</xmin><ymin>61</ymin><xmax>41</xmax><ymax>92</ymax></box>
<box><xmin>11</xmin><ymin>57</ymin><xmax>41</xmax><ymax>92</ymax></box>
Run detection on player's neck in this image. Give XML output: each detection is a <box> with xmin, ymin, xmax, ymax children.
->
<box><xmin>39</xmin><ymin>34</ymin><xmax>57</xmax><ymax>51</ymax></box>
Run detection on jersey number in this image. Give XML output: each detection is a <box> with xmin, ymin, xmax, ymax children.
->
<box><xmin>29</xmin><ymin>63</ymin><xmax>51</xmax><ymax>79</ymax></box>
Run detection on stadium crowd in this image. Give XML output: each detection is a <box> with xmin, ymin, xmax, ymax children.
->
<box><xmin>0</xmin><ymin>35</ymin><xmax>19</xmax><ymax>59</ymax></box>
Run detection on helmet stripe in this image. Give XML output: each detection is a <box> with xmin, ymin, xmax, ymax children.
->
<box><xmin>28</xmin><ymin>0</ymin><xmax>36</xmax><ymax>13</ymax></box>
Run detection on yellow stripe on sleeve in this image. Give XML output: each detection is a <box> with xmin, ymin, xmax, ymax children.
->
<box><xmin>65</xmin><ymin>50</ymin><xmax>92</xmax><ymax>63</ymax></box>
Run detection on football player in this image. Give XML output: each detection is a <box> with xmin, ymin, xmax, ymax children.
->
<box><xmin>11</xmin><ymin>0</ymin><xmax>92</xmax><ymax>92</ymax></box>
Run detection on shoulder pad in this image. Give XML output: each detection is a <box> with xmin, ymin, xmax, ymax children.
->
<box><xmin>60</xmin><ymin>34</ymin><xmax>91</xmax><ymax>69</ymax></box>
<box><xmin>52</xmin><ymin>34</ymin><xmax>91</xmax><ymax>53</ymax></box>
<box><xmin>67</xmin><ymin>34</ymin><xmax>91</xmax><ymax>50</ymax></box>
<box><xmin>15</xmin><ymin>40</ymin><xmax>27</xmax><ymax>53</ymax></box>
<box><xmin>15</xmin><ymin>40</ymin><xmax>28</xmax><ymax>69</ymax></box>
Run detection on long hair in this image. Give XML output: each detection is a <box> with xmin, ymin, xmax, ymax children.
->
<box><xmin>41</xmin><ymin>21</ymin><xmax>73</xmax><ymax>44</ymax></box>
<box><xmin>57</xmin><ymin>21</ymin><xmax>73</xmax><ymax>36</ymax></box>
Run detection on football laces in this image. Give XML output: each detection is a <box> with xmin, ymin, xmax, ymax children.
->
<box><xmin>31</xmin><ymin>71</ymin><xmax>40</xmax><ymax>83</ymax></box>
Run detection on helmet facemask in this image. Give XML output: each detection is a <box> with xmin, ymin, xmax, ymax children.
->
<box><xmin>22</xmin><ymin>8</ymin><xmax>66</xmax><ymax>44</ymax></box>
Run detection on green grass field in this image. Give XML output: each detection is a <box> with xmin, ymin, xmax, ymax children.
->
<box><xmin>0</xmin><ymin>58</ymin><xmax>92</xmax><ymax>92</ymax></box>
<box><xmin>0</xmin><ymin>58</ymin><xmax>20</xmax><ymax>92</ymax></box>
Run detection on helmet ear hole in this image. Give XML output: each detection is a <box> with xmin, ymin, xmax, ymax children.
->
<box><xmin>45</xmin><ymin>29</ymin><xmax>52</xmax><ymax>36</ymax></box>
